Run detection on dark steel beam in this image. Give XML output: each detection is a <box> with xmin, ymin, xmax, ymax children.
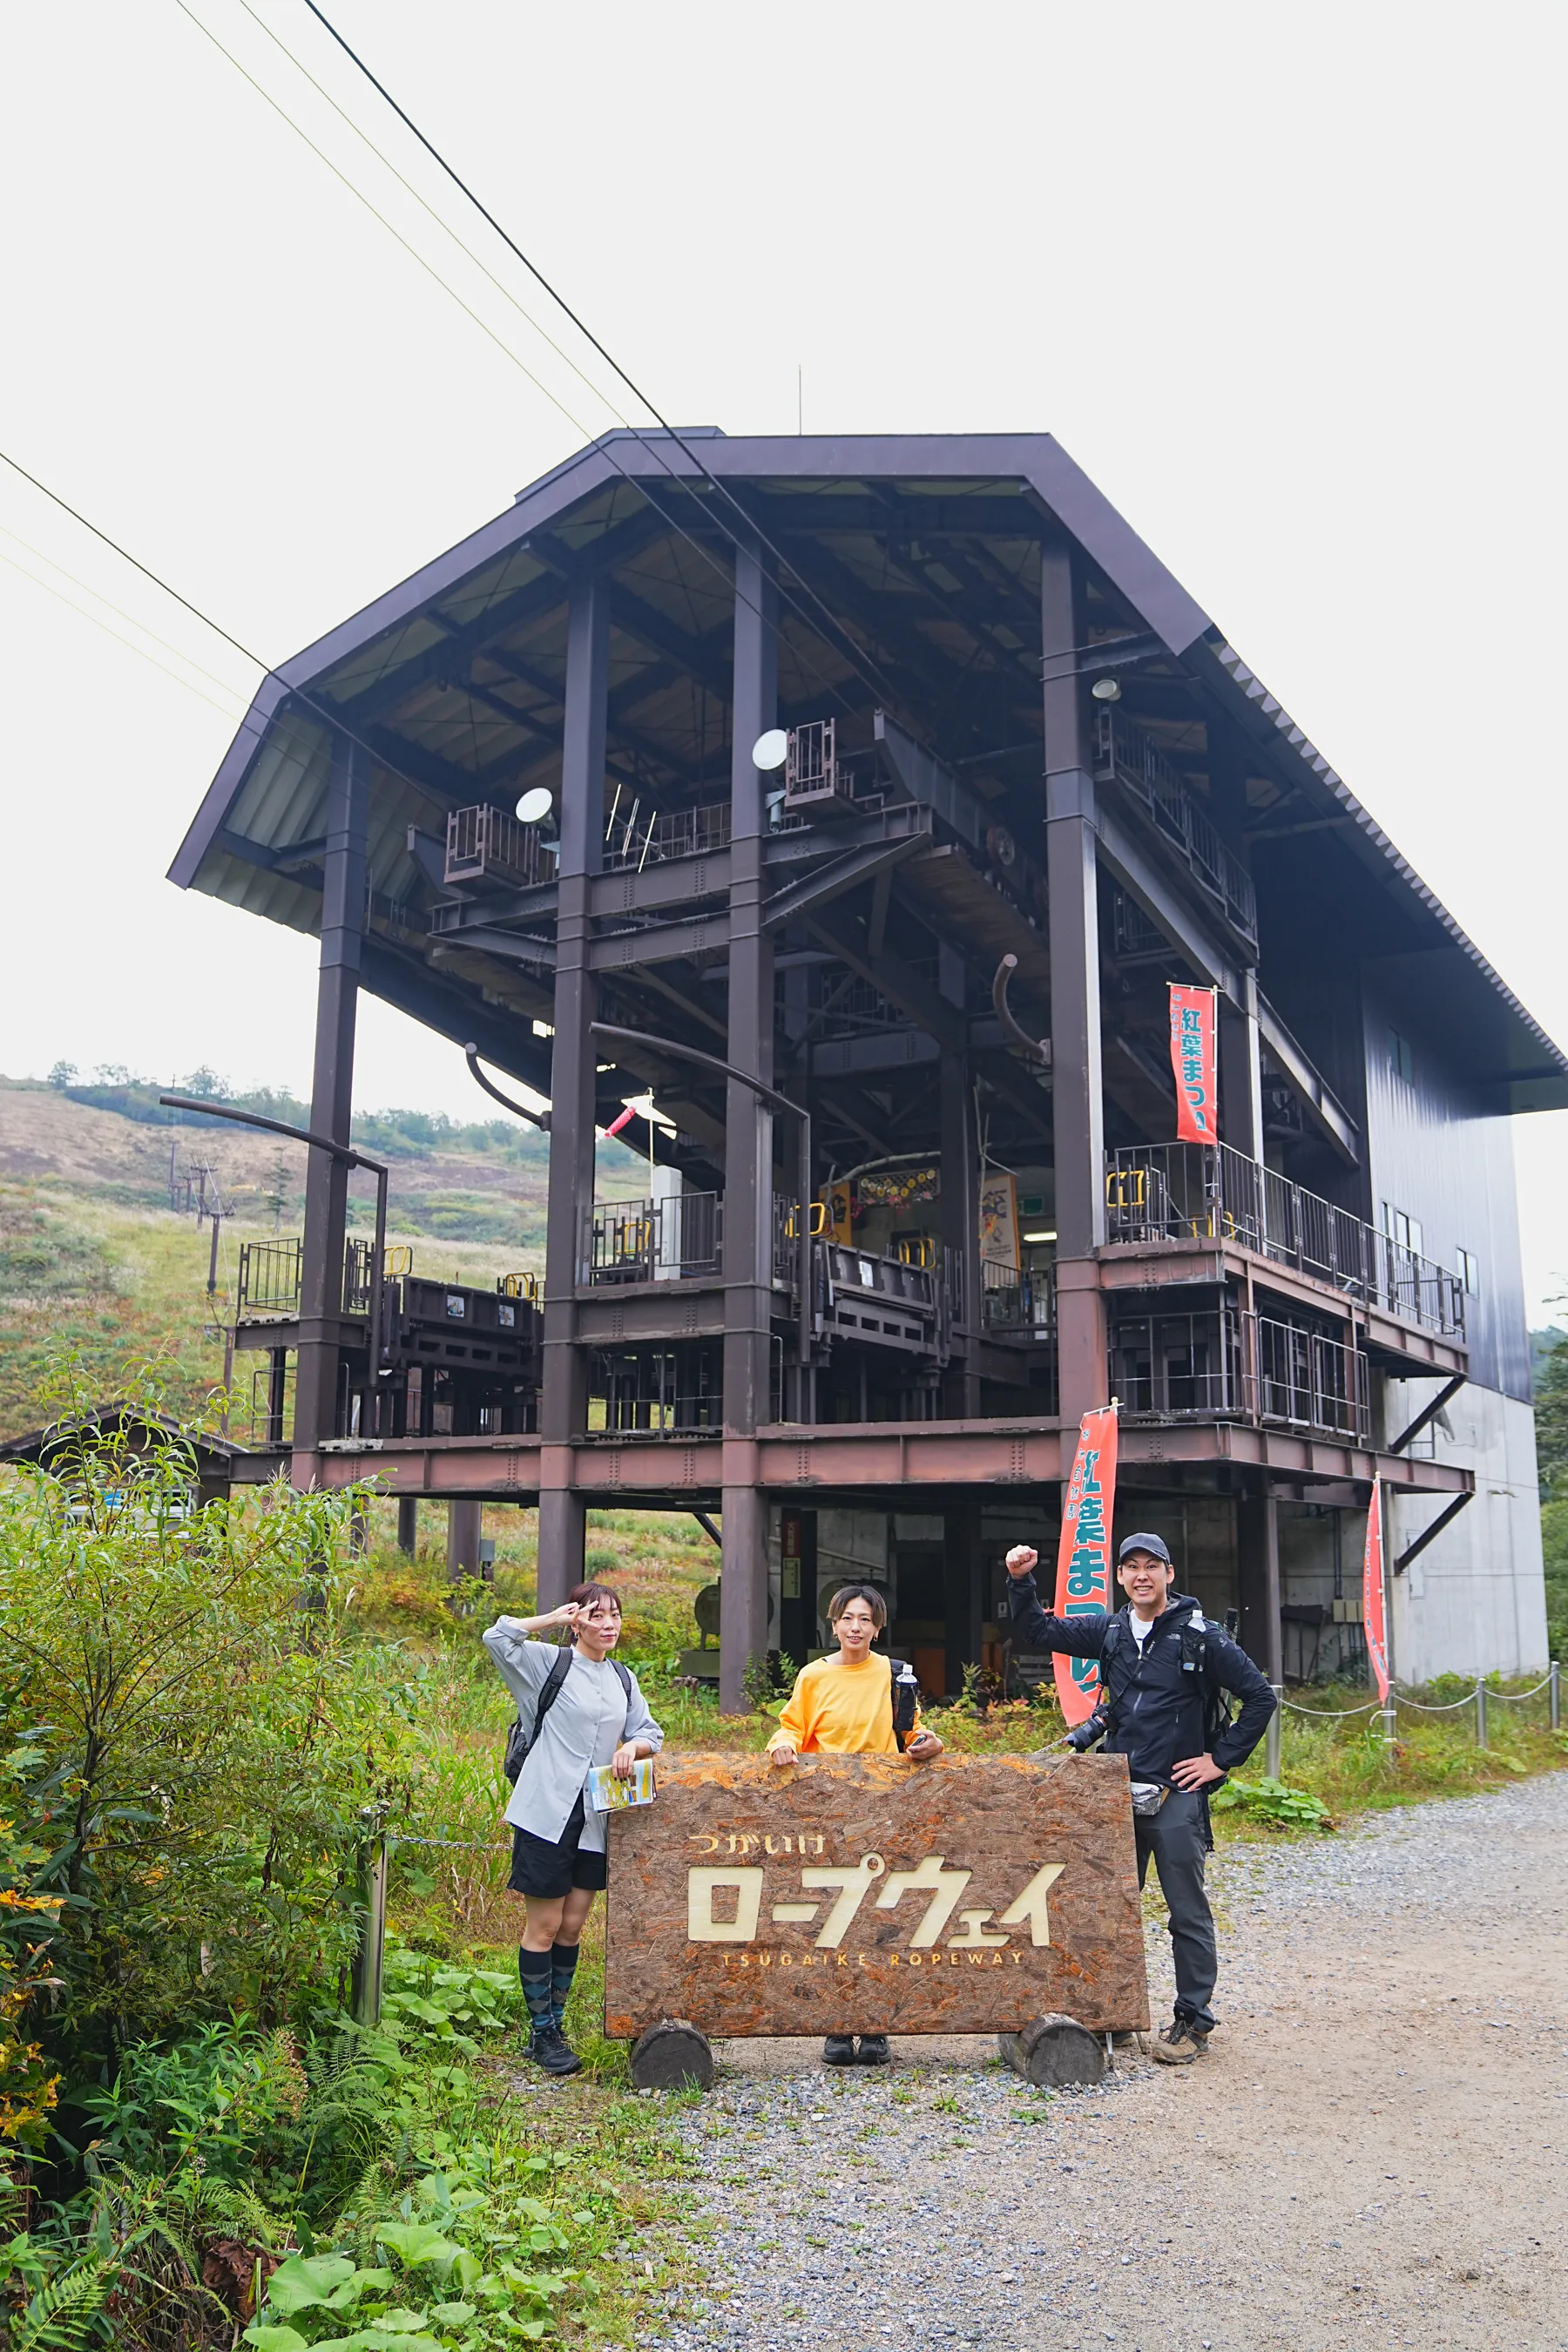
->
<box><xmin>1387</xmin><ymin>1374</ymin><xmax>1467</xmax><ymax>1456</ymax></box>
<box><xmin>294</xmin><ymin>734</ymin><xmax>367</xmax><ymax>1470</ymax></box>
<box><xmin>1394</xmin><ymin>1488</ymin><xmax>1474</xmax><ymax>1574</ymax></box>
<box><xmin>329</xmin><ymin>571</ymin><xmax>563</xmax><ymax>729</ymax></box>
<box><xmin>760</xmin><ymin>823</ymin><xmax>931</xmax><ymax>934</ymax></box>
<box><xmin>538</xmin><ymin>571</ymin><xmax>611</xmax><ymax>1609</ymax></box>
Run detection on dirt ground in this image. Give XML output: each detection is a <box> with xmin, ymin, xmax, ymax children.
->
<box><xmin>645</xmin><ymin>1774</ymin><xmax>1568</xmax><ymax>2352</ymax></box>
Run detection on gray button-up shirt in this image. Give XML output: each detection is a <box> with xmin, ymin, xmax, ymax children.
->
<box><xmin>482</xmin><ymin>1619</ymin><xmax>665</xmax><ymax>1853</ymax></box>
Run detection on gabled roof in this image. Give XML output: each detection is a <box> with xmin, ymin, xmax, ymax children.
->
<box><xmin>169</xmin><ymin>429</ymin><xmax>1568</xmax><ymax>1115</ymax></box>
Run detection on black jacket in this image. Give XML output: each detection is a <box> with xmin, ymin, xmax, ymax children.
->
<box><xmin>1006</xmin><ymin>1574</ymin><xmax>1276</xmax><ymax>1785</ymax></box>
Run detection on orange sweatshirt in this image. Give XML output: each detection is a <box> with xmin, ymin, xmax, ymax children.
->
<box><xmin>767</xmin><ymin>1651</ymin><xmax>924</xmax><ymax>1756</ymax></box>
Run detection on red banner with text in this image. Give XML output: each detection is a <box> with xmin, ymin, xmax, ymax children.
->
<box><xmin>1363</xmin><ymin>1483</ymin><xmax>1390</xmax><ymax>1702</ymax></box>
<box><xmin>1052</xmin><ymin>1404</ymin><xmax>1120</xmax><ymax>1726</ymax></box>
<box><xmin>1169</xmin><ymin>984</ymin><xmax>1219</xmax><ymax>1143</ymax></box>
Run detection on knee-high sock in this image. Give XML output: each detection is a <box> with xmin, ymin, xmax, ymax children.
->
<box><xmin>518</xmin><ymin>1944</ymin><xmax>554</xmax><ymax>2031</ymax></box>
<box><xmin>550</xmin><ymin>1941</ymin><xmax>580</xmax><ymax>2030</ymax></box>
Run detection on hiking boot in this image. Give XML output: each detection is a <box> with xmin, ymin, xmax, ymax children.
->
<box><xmin>529</xmin><ymin>2022</ymin><xmax>584</xmax><ymax>2078</ymax></box>
<box><xmin>855</xmin><ymin>2035</ymin><xmax>890</xmax><ymax>2065</ymax></box>
<box><xmin>822</xmin><ymin>2035</ymin><xmax>857</xmax><ymax>2066</ymax></box>
<box><xmin>1149</xmin><ymin>2018</ymin><xmax>1208</xmax><ymax>2066</ymax></box>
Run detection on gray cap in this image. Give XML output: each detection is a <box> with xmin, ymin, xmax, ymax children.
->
<box><xmin>1118</xmin><ymin>1531</ymin><xmax>1173</xmax><ymax>1566</ymax></box>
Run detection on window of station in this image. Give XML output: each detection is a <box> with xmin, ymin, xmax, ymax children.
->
<box><xmin>1382</xmin><ymin>1202</ymin><xmax>1423</xmax><ymax>1255</ymax></box>
<box><xmin>1389</xmin><ymin>1029</ymin><xmax>1414</xmax><ymax>1084</ymax></box>
<box><xmin>1457</xmin><ymin>1247</ymin><xmax>1479</xmax><ymax>1294</ymax></box>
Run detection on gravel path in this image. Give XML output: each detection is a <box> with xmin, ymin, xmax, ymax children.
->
<box><xmin>639</xmin><ymin>1774</ymin><xmax>1568</xmax><ymax>2352</ymax></box>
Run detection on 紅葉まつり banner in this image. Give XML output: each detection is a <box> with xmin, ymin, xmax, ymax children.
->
<box><xmin>1168</xmin><ymin>984</ymin><xmax>1218</xmax><ymax>1144</ymax></box>
<box><xmin>1052</xmin><ymin>1404</ymin><xmax>1119</xmax><ymax>1726</ymax></box>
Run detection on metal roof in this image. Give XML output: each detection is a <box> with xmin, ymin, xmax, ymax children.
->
<box><xmin>169</xmin><ymin>429</ymin><xmax>1568</xmax><ymax>1114</ymax></box>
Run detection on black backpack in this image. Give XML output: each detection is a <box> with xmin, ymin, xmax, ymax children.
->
<box><xmin>504</xmin><ymin>1646</ymin><xmax>634</xmax><ymax>1784</ymax></box>
<box><xmin>1100</xmin><ymin>1609</ymin><xmax>1235</xmax><ymax>1749</ymax></box>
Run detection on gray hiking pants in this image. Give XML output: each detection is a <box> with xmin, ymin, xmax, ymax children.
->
<box><xmin>1134</xmin><ymin>1788</ymin><xmax>1218</xmax><ymax>2032</ymax></box>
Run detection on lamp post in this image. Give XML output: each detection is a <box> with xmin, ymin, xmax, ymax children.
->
<box><xmin>588</xmin><ymin>1022</ymin><xmax>814</xmax><ymax>1413</ymax></box>
<box><xmin>159</xmin><ymin>1096</ymin><xmax>389</xmax><ymax>1432</ymax></box>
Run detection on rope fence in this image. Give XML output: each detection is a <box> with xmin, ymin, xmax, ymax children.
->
<box><xmin>1267</xmin><ymin>1659</ymin><xmax>1560</xmax><ymax>1772</ymax></box>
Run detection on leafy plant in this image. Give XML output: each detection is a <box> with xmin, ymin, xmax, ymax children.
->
<box><xmin>1210</xmin><ymin>1774</ymin><xmax>1333</xmax><ymax>1830</ymax></box>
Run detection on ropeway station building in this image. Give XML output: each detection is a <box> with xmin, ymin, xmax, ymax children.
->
<box><xmin>171</xmin><ymin>429</ymin><xmax>1562</xmax><ymax>1706</ymax></box>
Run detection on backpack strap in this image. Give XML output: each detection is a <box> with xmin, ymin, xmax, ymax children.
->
<box><xmin>504</xmin><ymin>1645</ymin><xmax>574</xmax><ymax>1784</ymax></box>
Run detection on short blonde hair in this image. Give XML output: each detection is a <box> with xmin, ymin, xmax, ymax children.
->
<box><xmin>826</xmin><ymin>1583</ymin><xmax>887</xmax><ymax>1630</ymax></box>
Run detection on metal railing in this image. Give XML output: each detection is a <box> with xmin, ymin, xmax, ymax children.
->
<box><xmin>1254</xmin><ymin>1314</ymin><xmax>1369</xmax><ymax>1440</ymax></box>
<box><xmin>1109</xmin><ymin>1302</ymin><xmax>1371</xmax><ymax>1441</ymax></box>
<box><xmin>1105</xmin><ymin>1140</ymin><xmax>1466</xmax><ymax>1337</ymax></box>
<box><xmin>980</xmin><ymin>1260</ymin><xmax>1058</xmax><ymax>1338</ymax></box>
<box><xmin>1093</xmin><ymin>706</ymin><xmax>1257</xmax><ymax>946</ymax></box>
<box><xmin>581</xmin><ymin>1191</ymin><xmax>722</xmax><ymax>1284</ymax></box>
<box><xmin>236</xmin><ymin>1238</ymin><xmax>303</xmax><ymax>1315</ymax></box>
<box><xmin>235</xmin><ymin>1235</ymin><xmax>389</xmax><ymax>1322</ymax></box>
<box><xmin>444</xmin><ymin>802</ymin><xmax>551</xmax><ymax>890</ymax></box>
<box><xmin>604</xmin><ymin>798</ymin><xmax>731</xmax><ymax>870</ymax></box>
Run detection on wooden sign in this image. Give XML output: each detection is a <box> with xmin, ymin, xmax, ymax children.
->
<box><xmin>604</xmin><ymin>1752</ymin><xmax>1149</xmax><ymax>2041</ymax></box>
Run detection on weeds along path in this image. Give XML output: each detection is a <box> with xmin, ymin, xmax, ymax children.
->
<box><xmin>638</xmin><ymin>1773</ymin><xmax>1568</xmax><ymax>2352</ymax></box>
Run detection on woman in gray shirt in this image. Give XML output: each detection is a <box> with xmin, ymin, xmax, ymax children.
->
<box><xmin>483</xmin><ymin>1578</ymin><xmax>663</xmax><ymax>2076</ymax></box>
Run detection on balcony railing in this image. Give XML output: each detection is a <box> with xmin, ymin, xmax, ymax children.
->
<box><xmin>1094</xmin><ymin>706</ymin><xmax>1257</xmax><ymax>947</ymax></box>
<box><xmin>1254</xmin><ymin>1314</ymin><xmax>1369</xmax><ymax>1441</ymax></box>
<box><xmin>581</xmin><ymin>1192</ymin><xmax>722</xmax><ymax>1285</ymax></box>
<box><xmin>444</xmin><ymin>802</ymin><xmax>552</xmax><ymax>890</ymax></box>
<box><xmin>604</xmin><ymin>798</ymin><xmax>731</xmax><ymax>870</ymax></box>
<box><xmin>1105</xmin><ymin>1140</ymin><xmax>1466</xmax><ymax>1338</ymax></box>
<box><xmin>1110</xmin><ymin>1305</ymin><xmax>1371</xmax><ymax>1442</ymax></box>
<box><xmin>236</xmin><ymin>1237</ymin><xmax>380</xmax><ymax>1321</ymax></box>
<box><xmin>980</xmin><ymin>1260</ymin><xmax>1057</xmax><ymax>1338</ymax></box>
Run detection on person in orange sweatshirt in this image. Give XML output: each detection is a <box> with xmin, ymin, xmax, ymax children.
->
<box><xmin>767</xmin><ymin>1582</ymin><xmax>944</xmax><ymax>2067</ymax></box>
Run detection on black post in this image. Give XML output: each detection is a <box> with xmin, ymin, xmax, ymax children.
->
<box><xmin>538</xmin><ymin>573</ymin><xmax>609</xmax><ymax>1610</ymax></box>
<box><xmin>721</xmin><ymin>542</ymin><xmax>777</xmax><ymax>1714</ymax></box>
<box><xmin>294</xmin><ymin>733</ymin><xmax>367</xmax><ymax>1479</ymax></box>
<box><xmin>939</xmin><ymin>943</ymin><xmax>980</xmax><ymax>1415</ymax></box>
<box><xmin>1042</xmin><ymin>538</ymin><xmax>1107</xmax><ymax>1446</ymax></box>
<box><xmin>396</xmin><ymin>1496</ymin><xmax>418</xmax><ymax>1557</ymax></box>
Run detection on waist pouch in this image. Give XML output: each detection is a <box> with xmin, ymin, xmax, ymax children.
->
<box><xmin>1128</xmin><ymin>1781</ymin><xmax>1169</xmax><ymax>1816</ymax></box>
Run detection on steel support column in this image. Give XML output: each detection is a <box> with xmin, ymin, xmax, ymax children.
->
<box><xmin>446</xmin><ymin>1497</ymin><xmax>483</xmax><ymax>1581</ymax></box>
<box><xmin>538</xmin><ymin>574</ymin><xmax>610</xmax><ymax>1609</ymax></box>
<box><xmin>1237</xmin><ymin>1488</ymin><xmax>1284</xmax><ymax>1684</ymax></box>
<box><xmin>720</xmin><ymin>544</ymin><xmax>777</xmax><ymax>1713</ymax></box>
<box><xmin>293</xmin><ymin>733</ymin><xmax>367</xmax><ymax>1481</ymax></box>
<box><xmin>396</xmin><ymin>1496</ymin><xmax>418</xmax><ymax>1557</ymax></box>
<box><xmin>1219</xmin><ymin>967</ymin><xmax>1265</xmax><ymax>1162</ymax></box>
<box><xmin>1042</xmin><ymin>537</ymin><xmax>1107</xmax><ymax>1451</ymax></box>
<box><xmin>939</xmin><ymin>945</ymin><xmax>981</xmax><ymax>1415</ymax></box>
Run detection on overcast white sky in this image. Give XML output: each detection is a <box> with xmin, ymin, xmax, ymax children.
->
<box><xmin>1</xmin><ymin>3</ymin><xmax>1565</xmax><ymax>1316</ymax></box>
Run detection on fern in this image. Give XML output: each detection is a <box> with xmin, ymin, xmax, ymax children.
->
<box><xmin>13</xmin><ymin>2255</ymin><xmax>114</xmax><ymax>2352</ymax></box>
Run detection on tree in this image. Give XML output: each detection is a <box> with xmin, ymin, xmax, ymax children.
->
<box><xmin>45</xmin><ymin>1061</ymin><xmax>78</xmax><ymax>1089</ymax></box>
<box><xmin>0</xmin><ymin>1382</ymin><xmax>422</xmax><ymax>2076</ymax></box>
<box><xmin>1535</xmin><ymin>1327</ymin><xmax>1568</xmax><ymax>1498</ymax></box>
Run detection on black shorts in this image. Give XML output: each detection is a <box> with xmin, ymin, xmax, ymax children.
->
<box><xmin>507</xmin><ymin>1798</ymin><xmax>608</xmax><ymax>1900</ymax></box>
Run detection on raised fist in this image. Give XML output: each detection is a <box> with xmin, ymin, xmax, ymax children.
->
<box><xmin>1004</xmin><ymin>1544</ymin><xmax>1039</xmax><ymax>1579</ymax></box>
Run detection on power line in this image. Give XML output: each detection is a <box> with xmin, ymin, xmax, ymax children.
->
<box><xmin>277</xmin><ymin>0</ymin><xmax>905</xmax><ymax>716</ymax></box>
<box><xmin>0</xmin><ymin>544</ymin><xmax>247</xmax><ymax>721</ymax></box>
<box><xmin>176</xmin><ymin>0</ymin><xmax>889</xmax><ymax>726</ymax></box>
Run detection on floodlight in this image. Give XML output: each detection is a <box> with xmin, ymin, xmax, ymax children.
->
<box><xmin>516</xmin><ymin>785</ymin><xmax>554</xmax><ymax>823</ymax></box>
<box><xmin>1090</xmin><ymin>677</ymin><xmax>1121</xmax><ymax>703</ymax></box>
<box><xmin>752</xmin><ymin>727</ymin><xmax>790</xmax><ymax>771</ymax></box>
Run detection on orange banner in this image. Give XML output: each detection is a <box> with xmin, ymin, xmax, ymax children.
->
<box><xmin>1052</xmin><ymin>1404</ymin><xmax>1119</xmax><ymax>1726</ymax></box>
<box><xmin>1363</xmin><ymin>1483</ymin><xmax>1390</xmax><ymax>1702</ymax></box>
<box><xmin>1169</xmin><ymin>984</ymin><xmax>1218</xmax><ymax>1143</ymax></box>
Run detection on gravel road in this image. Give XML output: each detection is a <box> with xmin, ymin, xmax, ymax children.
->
<box><xmin>638</xmin><ymin>1774</ymin><xmax>1568</xmax><ymax>2352</ymax></box>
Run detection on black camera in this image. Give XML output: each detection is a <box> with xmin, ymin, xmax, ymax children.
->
<box><xmin>1065</xmin><ymin>1702</ymin><xmax>1113</xmax><ymax>1754</ymax></box>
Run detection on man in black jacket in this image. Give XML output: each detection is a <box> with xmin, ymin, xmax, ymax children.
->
<box><xmin>1004</xmin><ymin>1531</ymin><xmax>1276</xmax><ymax>2065</ymax></box>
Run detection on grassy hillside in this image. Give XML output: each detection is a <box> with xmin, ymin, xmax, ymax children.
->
<box><xmin>0</xmin><ymin>1077</ymin><xmax>646</xmax><ymax>1431</ymax></box>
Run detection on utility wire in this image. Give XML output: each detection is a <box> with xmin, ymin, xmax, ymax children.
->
<box><xmin>0</xmin><ymin>544</ymin><xmax>247</xmax><ymax>721</ymax></box>
<box><xmin>176</xmin><ymin>0</ymin><xmax>886</xmax><ymax>726</ymax></box>
<box><xmin>284</xmin><ymin>0</ymin><xmax>904</xmax><ymax>717</ymax></box>
<box><xmin>0</xmin><ymin>521</ymin><xmax>251</xmax><ymax>702</ymax></box>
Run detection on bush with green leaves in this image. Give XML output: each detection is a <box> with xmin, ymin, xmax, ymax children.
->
<box><xmin>0</xmin><ymin>1398</ymin><xmax>429</xmax><ymax>2083</ymax></box>
<box><xmin>1210</xmin><ymin>1774</ymin><xmax>1334</xmax><ymax>1830</ymax></box>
